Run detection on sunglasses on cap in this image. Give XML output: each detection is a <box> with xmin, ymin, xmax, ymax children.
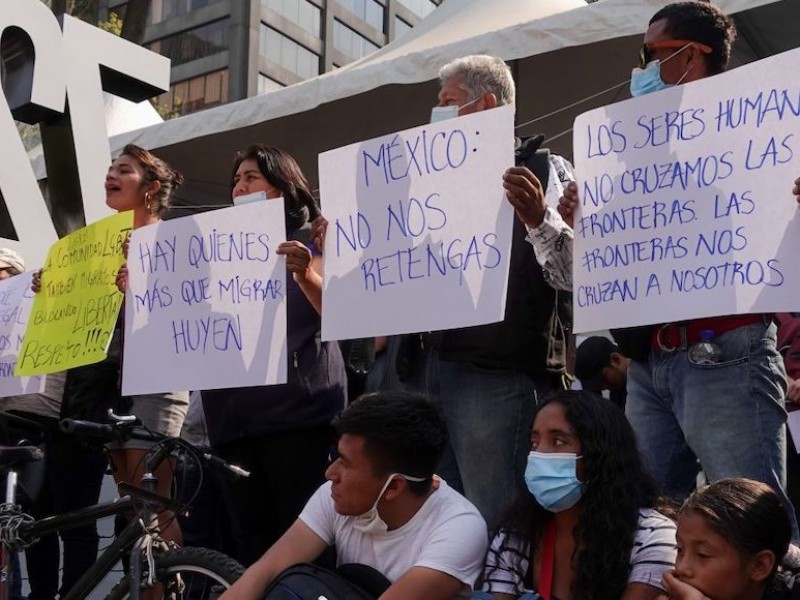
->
<box><xmin>639</xmin><ymin>40</ymin><xmax>712</xmax><ymax>68</ymax></box>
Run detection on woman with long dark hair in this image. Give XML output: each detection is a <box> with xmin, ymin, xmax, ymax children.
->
<box><xmin>475</xmin><ymin>390</ymin><xmax>677</xmax><ymax>600</ymax></box>
<box><xmin>201</xmin><ymin>145</ymin><xmax>346</xmax><ymax>566</ymax></box>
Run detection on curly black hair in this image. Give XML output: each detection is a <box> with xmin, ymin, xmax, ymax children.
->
<box><xmin>231</xmin><ymin>144</ymin><xmax>321</xmax><ymax>233</ymax></box>
<box><xmin>650</xmin><ymin>1</ymin><xmax>737</xmax><ymax>75</ymax></box>
<box><xmin>503</xmin><ymin>390</ymin><xmax>662</xmax><ymax>600</ymax></box>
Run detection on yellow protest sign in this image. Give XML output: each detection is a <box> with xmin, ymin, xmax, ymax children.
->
<box><xmin>15</xmin><ymin>212</ymin><xmax>133</xmax><ymax>376</ymax></box>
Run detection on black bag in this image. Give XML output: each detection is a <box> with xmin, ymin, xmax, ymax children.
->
<box><xmin>263</xmin><ymin>563</ymin><xmax>388</xmax><ymax>600</ymax></box>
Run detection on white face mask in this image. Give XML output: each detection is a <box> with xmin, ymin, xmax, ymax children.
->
<box><xmin>429</xmin><ymin>96</ymin><xmax>481</xmax><ymax>123</ymax></box>
<box><xmin>352</xmin><ymin>472</ymin><xmax>426</xmax><ymax>534</ymax></box>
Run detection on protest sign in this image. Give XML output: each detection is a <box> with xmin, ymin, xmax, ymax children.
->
<box><xmin>0</xmin><ymin>272</ymin><xmax>45</xmax><ymax>396</ymax></box>
<box><xmin>319</xmin><ymin>105</ymin><xmax>516</xmax><ymax>341</ymax></box>
<box><xmin>15</xmin><ymin>212</ymin><xmax>131</xmax><ymax>375</ymax></box>
<box><xmin>572</xmin><ymin>48</ymin><xmax>800</xmax><ymax>333</ymax></box>
<box><xmin>121</xmin><ymin>200</ymin><xmax>287</xmax><ymax>395</ymax></box>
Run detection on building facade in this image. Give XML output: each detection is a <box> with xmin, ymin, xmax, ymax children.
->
<box><xmin>100</xmin><ymin>0</ymin><xmax>441</xmax><ymax>117</ymax></box>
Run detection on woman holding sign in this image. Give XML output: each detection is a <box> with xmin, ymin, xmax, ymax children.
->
<box><xmin>90</xmin><ymin>144</ymin><xmax>189</xmax><ymax>547</ymax></box>
<box><xmin>201</xmin><ymin>145</ymin><xmax>347</xmax><ymax>566</ymax></box>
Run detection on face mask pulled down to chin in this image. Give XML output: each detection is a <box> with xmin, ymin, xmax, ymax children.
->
<box><xmin>352</xmin><ymin>472</ymin><xmax>427</xmax><ymax>534</ymax></box>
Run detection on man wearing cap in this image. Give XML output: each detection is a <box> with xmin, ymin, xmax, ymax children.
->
<box><xmin>0</xmin><ymin>248</ymin><xmax>25</xmax><ymax>279</ymax></box>
<box><xmin>574</xmin><ymin>336</ymin><xmax>629</xmax><ymax>411</ymax></box>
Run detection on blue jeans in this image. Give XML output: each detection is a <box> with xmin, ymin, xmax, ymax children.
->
<box><xmin>626</xmin><ymin>322</ymin><xmax>798</xmax><ymax>536</ymax></box>
<box><xmin>426</xmin><ymin>351</ymin><xmax>556</xmax><ymax>532</ymax></box>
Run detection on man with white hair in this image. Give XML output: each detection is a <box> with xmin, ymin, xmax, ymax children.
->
<box><xmin>382</xmin><ymin>55</ymin><xmax>575</xmax><ymax>530</ymax></box>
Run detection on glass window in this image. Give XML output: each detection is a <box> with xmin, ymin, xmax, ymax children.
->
<box><xmin>332</xmin><ymin>19</ymin><xmax>379</xmax><ymax>61</ymax></box>
<box><xmin>147</xmin><ymin>19</ymin><xmax>230</xmax><ymax>66</ymax></box>
<box><xmin>152</xmin><ymin>0</ymin><xmax>218</xmax><ymax>24</ymax></box>
<box><xmin>258</xmin><ymin>74</ymin><xmax>284</xmax><ymax>95</ymax></box>
<box><xmin>262</xmin><ymin>0</ymin><xmax>322</xmax><ymax>36</ymax></box>
<box><xmin>396</xmin><ymin>0</ymin><xmax>437</xmax><ymax>19</ymax></box>
<box><xmin>155</xmin><ymin>69</ymin><xmax>229</xmax><ymax>116</ymax></box>
<box><xmin>393</xmin><ymin>16</ymin><xmax>412</xmax><ymax>39</ymax></box>
<box><xmin>259</xmin><ymin>25</ymin><xmax>320</xmax><ymax>81</ymax></box>
<box><xmin>336</xmin><ymin>0</ymin><xmax>384</xmax><ymax>31</ymax></box>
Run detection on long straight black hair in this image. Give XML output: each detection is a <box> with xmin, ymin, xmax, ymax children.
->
<box><xmin>231</xmin><ymin>144</ymin><xmax>321</xmax><ymax>233</ymax></box>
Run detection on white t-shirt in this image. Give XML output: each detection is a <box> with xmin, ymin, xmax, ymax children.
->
<box><xmin>299</xmin><ymin>479</ymin><xmax>488</xmax><ymax>596</ymax></box>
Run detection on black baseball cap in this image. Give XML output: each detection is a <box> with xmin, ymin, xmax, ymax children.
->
<box><xmin>575</xmin><ymin>337</ymin><xmax>619</xmax><ymax>393</ymax></box>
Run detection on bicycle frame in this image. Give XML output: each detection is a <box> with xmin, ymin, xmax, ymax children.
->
<box><xmin>2</xmin><ymin>466</ymin><xmax>169</xmax><ymax>600</ymax></box>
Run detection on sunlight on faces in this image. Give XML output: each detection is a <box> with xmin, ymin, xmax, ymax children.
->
<box><xmin>644</xmin><ymin>19</ymin><xmax>705</xmax><ymax>86</ymax></box>
<box><xmin>232</xmin><ymin>158</ymin><xmax>281</xmax><ymax>200</ymax></box>
<box><xmin>105</xmin><ymin>154</ymin><xmax>150</xmax><ymax>212</ymax></box>
<box><xmin>436</xmin><ymin>76</ymin><xmax>489</xmax><ymax>116</ymax></box>
<box><xmin>325</xmin><ymin>433</ymin><xmax>389</xmax><ymax>516</ymax></box>
<box><xmin>675</xmin><ymin>512</ymin><xmax>773</xmax><ymax>600</ymax></box>
<box><xmin>531</xmin><ymin>403</ymin><xmax>585</xmax><ymax>481</ymax></box>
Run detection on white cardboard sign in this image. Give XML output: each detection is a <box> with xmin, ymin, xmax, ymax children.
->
<box><xmin>122</xmin><ymin>201</ymin><xmax>288</xmax><ymax>394</ymax></box>
<box><xmin>572</xmin><ymin>48</ymin><xmax>800</xmax><ymax>333</ymax></box>
<box><xmin>320</xmin><ymin>105</ymin><xmax>516</xmax><ymax>341</ymax></box>
<box><xmin>0</xmin><ymin>272</ymin><xmax>45</xmax><ymax>397</ymax></box>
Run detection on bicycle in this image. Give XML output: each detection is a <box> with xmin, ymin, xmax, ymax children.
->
<box><xmin>0</xmin><ymin>412</ymin><xmax>249</xmax><ymax>599</ymax></box>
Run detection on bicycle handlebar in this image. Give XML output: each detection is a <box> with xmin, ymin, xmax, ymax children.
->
<box><xmin>59</xmin><ymin>418</ymin><xmax>250</xmax><ymax>478</ymax></box>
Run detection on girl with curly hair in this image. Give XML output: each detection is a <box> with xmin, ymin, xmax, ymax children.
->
<box><xmin>474</xmin><ymin>390</ymin><xmax>677</xmax><ymax>600</ymax></box>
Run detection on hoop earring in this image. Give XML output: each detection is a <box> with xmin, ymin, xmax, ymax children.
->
<box><xmin>145</xmin><ymin>192</ymin><xmax>152</xmax><ymax>212</ymax></box>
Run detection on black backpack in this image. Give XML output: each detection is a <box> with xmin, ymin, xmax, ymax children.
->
<box><xmin>263</xmin><ymin>563</ymin><xmax>389</xmax><ymax>600</ymax></box>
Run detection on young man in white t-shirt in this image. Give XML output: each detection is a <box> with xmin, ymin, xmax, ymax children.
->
<box><xmin>221</xmin><ymin>391</ymin><xmax>488</xmax><ymax>600</ymax></box>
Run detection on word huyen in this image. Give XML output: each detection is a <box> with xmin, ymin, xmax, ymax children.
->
<box><xmin>187</xmin><ymin>231</ymin><xmax>270</xmax><ymax>268</ymax></box>
<box><xmin>362</xmin><ymin>129</ymin><xmax>471</xmax><ymax>187</ymax></box>
<box><xmin>577</xmin><ymin>199</ymin><xmax>696</xmax><ymax>240</ymax></box>
<box><xmin>171</xmin><ymin>315</ymin><xmax>243</xmax><ymax>355</ymax></box>
<box><xmin>716</xmin><ymin>88</ymin><xmax>800</xmax><ymax>131</ymax></box>
<box><xmin>360</xmin><ymin>234</ymin><xmax>501</xmax><ymax>292</ymax></box>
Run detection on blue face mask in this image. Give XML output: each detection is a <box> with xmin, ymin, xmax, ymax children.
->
<box><xmin>524</xmin><ymin>451</ymin><xmax>584</xmax><ymax>512</ymax></box>
<box><xmin>629</xmin><ymin>60</ymin><xmax>671</xmax><ymax>97</ymax></box>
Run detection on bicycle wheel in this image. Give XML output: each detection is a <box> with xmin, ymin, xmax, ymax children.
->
<box><xmin>105</xmin><ymin>547</ymin><xmax>244</xmax><ymax>600</ymax></box>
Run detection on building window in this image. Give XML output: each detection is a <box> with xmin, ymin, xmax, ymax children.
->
<box><xmin>396</xmin><ymin>0</ymin><xmax>437</xmax><ymax>19</ymax></box>
<box><xmin>156</xmin><ymin>69</ymin><xmax>229</xmax><ymax>116</ymax></box>
<box><xmin>262</xmin><ymin>0</ymin><xmax>322</xmax><ymax>36</ymax></box>
<box><xmin>332</xmin><ymin>19</ymin><xmax>379</xmax><ymax>61</ymax></box>
<box><xmin>260</xmin><ymin>25</ymin><xmax>320</xmax><ymax>80</ymax></box>
<box><xmin>394</xmin><ymin>16</ymin><xmax>412</xmax><ymax>39</ymax></box>
<box><xmin>258</xmin><ymin>74</ymin><xmax>284</xmax><ymax>94</ymax></box>
<box><xmin>147</xmin><ymin>19</ymin><xmax>229</xmax><ymax>66</ymax></box>
<box><xmin>151</xmin><ymin>0</ymin><xmax>217</xmax><ymax>24</ymax></box>
<box><xmin>336</xmin><ymin>0</ymin><xmax>384</xmax><ymax>31</ymax></box>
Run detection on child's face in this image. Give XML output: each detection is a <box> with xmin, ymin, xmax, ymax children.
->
<box><xmin>674</xmin><ymin>512</ymin><xmax>764</xmax><ymax>600</ymax></box>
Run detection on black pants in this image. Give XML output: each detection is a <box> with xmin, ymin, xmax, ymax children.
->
<box><xmin>214</xmin><ymin>426</ymin><xmax>333</xmax><ymax>567</ymax></box>
<box><xmin>24</xmin><ymin>427</ymin><xmax>107</xmax><ymax>600</ymax></box>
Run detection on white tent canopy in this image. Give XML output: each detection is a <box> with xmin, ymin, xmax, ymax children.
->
<box><xmin>34</xmin><ymin>0</ymin><xmax>800</xmax><ymax>210</ymax></box>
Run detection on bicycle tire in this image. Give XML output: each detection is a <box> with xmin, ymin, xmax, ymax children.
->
<box><xmin>105</xmin><ymin>547</ymin><xmax>244</xmax><ymax>600</ymax></box>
